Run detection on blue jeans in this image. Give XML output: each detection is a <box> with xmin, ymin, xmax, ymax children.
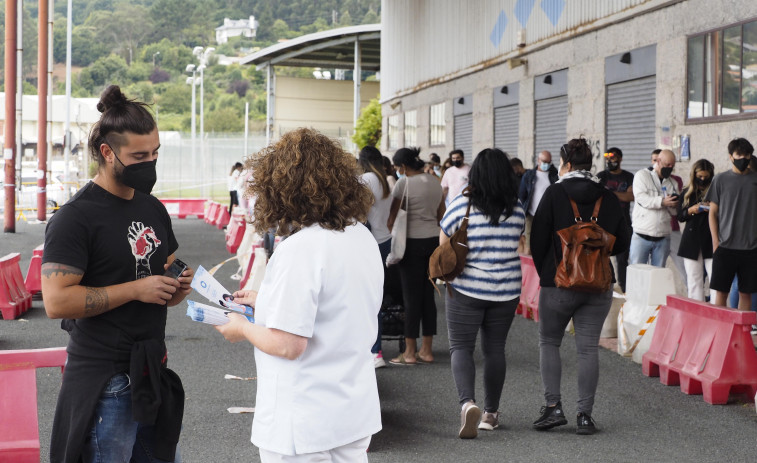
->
<box><xmin>82</xmin><ymin>373</ymin><xmax>181</xmax><ymax>463</ymax></box>
<box><xmin>728</xmin><ymin>276</ymin><xmax>757</xmax><ymax>310</ymax></box>
<box><xmin>372</xmin><ymin>239</ymin><xmax>392</xmax><ymax>353</ymax></box>
<box><xmin>628</xmin><ymin>233</ymin><xmax>670</xmax><ymax>267</ymax></box>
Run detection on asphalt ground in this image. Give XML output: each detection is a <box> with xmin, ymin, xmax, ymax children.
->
<box><xmin>2</xmin><ymin>218</ymin><xmax>756</xmax><ymax>463</ymax></box>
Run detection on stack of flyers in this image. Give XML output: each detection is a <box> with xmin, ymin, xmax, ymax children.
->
<box><xmin>186</xmin><ymin>265</ymin><xmax>254</xmax><ymax>326</ymax></box>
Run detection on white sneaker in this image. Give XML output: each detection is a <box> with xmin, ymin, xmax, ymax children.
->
<box><xmin>478</xmin><ymin>411</ymin><xmax>499</xmax><ymax>430</ymax></box>
<box><xmin>373</xmin><ymin>352</ymin><xmax>386</xmax><ymax>369</ymax></box>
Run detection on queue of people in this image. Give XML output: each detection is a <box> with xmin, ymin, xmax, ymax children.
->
<box><xmin>40</xmin><ymin>84</ymin><xmax>756</xmax><ymax>462</ymax></box>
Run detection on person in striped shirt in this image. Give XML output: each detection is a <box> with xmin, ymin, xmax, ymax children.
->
<box><xmin>439</xmin><ymin>148</ymin><xmax>525</xmax><ymax>438</ymax></box>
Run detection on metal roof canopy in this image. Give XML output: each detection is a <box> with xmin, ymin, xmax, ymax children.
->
<box><xmin>241</xmin><ymin>24</ymin><xmax>380</xmax><ymax>70</ymax></box>
<box><xmin>241</xmin><ymin>24</ymin><xmax>381</xmax><ymax>145</ymax></box>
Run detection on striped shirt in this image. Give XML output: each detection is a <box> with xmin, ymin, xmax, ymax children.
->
<box><xmin>439</xmin><ymin>194</ymin><xmax>525</xmax><ymax>301</ymax></box>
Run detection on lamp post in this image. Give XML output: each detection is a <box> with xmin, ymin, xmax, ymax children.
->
<box><xmin>185</xmin><ymin>64</ymin><xmax>198</xmax><ymax>195</ymax></box>
<box><xmin>192</xmin><ymin>46</ymin><xmax>214</xmax><ymax>198</ymax></box>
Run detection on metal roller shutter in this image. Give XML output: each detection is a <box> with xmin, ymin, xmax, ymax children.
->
<box><xmin>493</xmin><ymin>105</ymin><xmax>519</xmax><ymax>158</ymax></box>
<box><xmin>453</xmin><ymin>114</ymin><xmax>473</xmax><ymax>159</ymax></box>
<box><xmin>606</xmin><ymin>76</ymin><xmax>656</xmax><ymax>174</ymax></box>
<box><xmin>534</xmin><ymin>96</ymin><xmax>568</xmax><ymax>162</ymax></box>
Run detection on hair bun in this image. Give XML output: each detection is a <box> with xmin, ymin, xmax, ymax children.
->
<box><xmin>96</xmin><ymin>85</ymin><xmax>129</xmax><ymax>113</ymax></box>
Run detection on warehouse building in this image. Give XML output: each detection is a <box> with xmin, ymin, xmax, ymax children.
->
<box><xmin>380</xmin><ymin>0</ymin><xmax>757</xmax><ymax>174</ymax></box>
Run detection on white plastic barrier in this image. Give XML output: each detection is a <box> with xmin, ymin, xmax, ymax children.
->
<box><xmin>242</xmin><ymin>247</ymin><xmax>268</xmax><ymax>292</ymax></box>
<box><xmin>601</xmin><ymin>292</ymin><xmax>625</xmax><ymax>338</ymax></box>
<box><xmin>617</xmin><ymin>264</ymin><xmax>676</xmax><ymax>361</ymax></box>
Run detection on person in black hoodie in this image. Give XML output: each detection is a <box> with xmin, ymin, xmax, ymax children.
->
<box><xmin>529</xmin><ymin>138</ymin><xmax>631</xmax><ymax>436</ymax></box>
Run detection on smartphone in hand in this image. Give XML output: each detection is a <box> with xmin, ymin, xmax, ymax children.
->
<box><xmin>164</xmin><ymin>258</ymin><xmax>188</xmax><ymax>279</ymax></box>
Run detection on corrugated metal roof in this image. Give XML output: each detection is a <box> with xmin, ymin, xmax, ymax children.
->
<box><xmin>241</xmin><ymin>24</ymin><xmax>381</xmax><ymax>70</ymax></box>
<box><xmin>380</xmin><ymin>0</ymin><xmax>682</xmax><ymax>101</ymax></box>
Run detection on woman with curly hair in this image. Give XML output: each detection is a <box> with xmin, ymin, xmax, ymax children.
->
<box><xmin>215</xmin><ymin>128</ymin><xmax>383</xmax><ymax>461</ymax></box>
<box><xmin>387</xmin><ymin>147</ymin><xmax>444</xmax><ymax>365</ymax></box>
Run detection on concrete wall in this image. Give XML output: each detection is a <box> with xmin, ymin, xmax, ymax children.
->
<box><xmin>274</xmin><ymin>76</ymin><xmax>380</xmax><ymax>139</ymax></box>
<box><xmin>381</xmin><ymin>0</ymin><xmax>757</xmax><ymax>177</ymax></box>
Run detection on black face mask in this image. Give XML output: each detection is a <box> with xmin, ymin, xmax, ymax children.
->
<box><xmin>607</xmin><ymin>161</ymin><xmax>619</xmax><ymax>171</ymax></box>
<box><xmin>733</xmin><ymin>157</ymin><xmax>750</xmax><ymax>172</ymax></box>
<box><xmin>114</xmin><ymin>153</ymin><xmax>158</xmax><ymax>194</ymax></box>
<box><xmin>452</xmin><ymin>160</ymin><xmax>463</xmax><ymax>168</ymax></box>
<box><xmin>660</xmin><ymin>167</ymin><xmax>673</xmax><ymax>179</ymax></box>
<box><xmin>694</xmin><ymin>177</ymin><xmax>711</xmax><ymax>188</ymax></box>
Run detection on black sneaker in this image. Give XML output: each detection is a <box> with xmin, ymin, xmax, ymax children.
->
<box><xmin>576</xmin><ymin>412</ymin><xmax>597</xmax><ymax>435</ymax></box>
<box><xmin>533</xmin><ymin>401</ymin><xmax>568</xmax><ymax>430</ymax></box>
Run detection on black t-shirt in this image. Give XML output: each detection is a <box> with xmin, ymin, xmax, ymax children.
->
<box><xmin>43</xmin><ymin>181</ymin><xmax>179</xmax><ymax>359</ymax></box>
<box><xmin>597</xmin><ymin>169</ymin><xmax>635</xmax><ymax>218</ymax></box>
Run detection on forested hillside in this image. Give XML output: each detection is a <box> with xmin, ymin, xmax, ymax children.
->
<box><xmin>0</xmin><ymin>0</ymin><xmax>380</xmax><ymax>131</ymax></box>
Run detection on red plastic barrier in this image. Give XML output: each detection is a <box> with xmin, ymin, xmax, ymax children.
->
<box><xmin>517</xmin><ymin>255</ymin><xmax>540</xmax><ymax>322</ymax></box>
<box><xmin>0</xmin><ymin>347</ymin><xmax>67</xmax><ymax>462</ymax></box>
<box><xmin>205</xmin><ymin>202</ymin><xmax>220</xmax><ymax>225</ymax></box>
<box><xmin>159</xmin><ymin>198</ymin><xmax>207</xmax><ymax>219</ymax></box>
<box><xmin>642</xmin><ymin>295</ymin><xmax>757</xmax><ymax>405</ymax></box>
<box><xmin>0</xmin><ymin>253</ymin><xmax>33</xmax><ymax>320</ymax></box>
<box><xmin>215</xmin><ymin>206</ymin><xmax>231</xmax><ymax>230</ymax></box>
<box><xmin>225</xmin><ymin>213</ymin><xmax>247</xmax><ymax>254</ymax></box>
<box><xmin>24</xmin><ymin>245</ymin><xmax>44</xmax><ymax>297</ymax></box>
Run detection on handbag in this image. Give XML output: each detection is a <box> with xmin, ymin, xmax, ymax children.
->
<box><xmin>428</xmin><ymin>196</ymin><xmax>471</xmax><ymax>295</ymax></box>
<box><xmin>386</xmin><ymin>179</ymin><xmax>409</xmax><ymax>266</ymax></box>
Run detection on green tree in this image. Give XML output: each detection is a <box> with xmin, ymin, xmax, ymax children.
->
<box><xmin>78</xmin><ymin>54</ymin><xmax>129</xmax><ymax>93</ymax></box>
<box><xmin>156</xmin><ymin>82</ymin><xmax>191</xmax><ymax>114</ymax></box>
<box><xmin>339</xmin><ymin>10</ymin><xmax>353</xmax><ymax>27</ymax></box>
<box><xmin>352</xmin><ymin>96</ymin><xmax>381</xmax><ymax>149</ymax></box>
<box><xmin>206</xmin><ymin>106</ymin><xmax>244</xmax><ymax>132</ymax></box>
<box><xmin>362</xmin><ymin>7</ymin><xmax>379</xmax><ymax>24</ymax></box>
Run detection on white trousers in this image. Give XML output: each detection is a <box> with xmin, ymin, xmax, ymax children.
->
<box><xmin>683</xmin><ymin>253</ymin><xmax>713</xmax><ymax>301</ymax></box>
<box><xmin>259</xmin><ymin>437</ymin><xmax>371</xmax><ymax>463</ymax></box>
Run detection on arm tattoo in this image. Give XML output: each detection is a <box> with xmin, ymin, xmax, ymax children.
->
<box><xmin>41</xmin><ymin>263</ymin><xmax>84</xmax><ymax>279</ymax></box>
<box><xmin>84</xmin><ymin>287</ymin><xmax>109</xmax><ymax>316</ymax></box>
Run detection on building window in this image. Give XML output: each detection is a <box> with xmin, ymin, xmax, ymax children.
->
<box><xmin>388</xmin><ymin>114</ymin><xmax>400</xmax><ymax>149</ymax></box>
<box><xmin>430</xmin><ymin>103</ymin><xmax>446</xmax><ymax>146</ymax></box>
<box><xmin>687</xmin><ymin>19</ymin><xmax>757</xmax><ymax>119</ymax></box>
<box><xmin>404</xmin><ymin>110</ymin><xmax>417</xmax><ymax>147</ymax></box>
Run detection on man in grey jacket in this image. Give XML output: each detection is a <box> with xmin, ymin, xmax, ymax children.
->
<box><xmin>629</xmin><ymin>149</ymin><xmax>680</xmax><ymax>267</ymax></box>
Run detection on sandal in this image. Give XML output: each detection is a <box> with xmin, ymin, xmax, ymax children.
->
<box><xmin>415</xmin><ymin>354</ymin><xmax>434</xmax><ymax>364</ymax></box>
<box><xmin>389</xmin><ymin>355</ymin><xmax>417</xmax><ymax>366</ymax></box>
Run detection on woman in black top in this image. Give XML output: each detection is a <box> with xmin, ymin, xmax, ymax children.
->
<box><xmin>530</xmin><ymin>138</ymin><xmax>631</xmax><ymax>435</ymax></box>
<box><xmin>676</xmin><ymin>159</ymin><xmax>715</xmax><ymax>301</ymax></box>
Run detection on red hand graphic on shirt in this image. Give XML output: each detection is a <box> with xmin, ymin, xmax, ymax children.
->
<box><xmin>128</xmin><ymin>221</ymin><xmax>162</xmax><ymax>279</ymax></box>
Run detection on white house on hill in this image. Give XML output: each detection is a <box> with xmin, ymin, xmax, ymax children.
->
<box><xmin>216</xmin><ymin>15</ymin><xmax>257</xmax><ymax>44</ymax></box>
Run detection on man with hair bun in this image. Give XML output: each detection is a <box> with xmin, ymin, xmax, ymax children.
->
<box><xmin>42</xmin><ymin>85</ymin><xmax>193</xmax><ymax>463</ymax></box>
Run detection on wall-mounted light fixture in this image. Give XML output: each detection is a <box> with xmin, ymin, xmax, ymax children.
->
<box><xmin>390</xmin><ymin>101</ymin><xmax>402</xmax><ymax>109</ymax></box>
<box><xmin>508</xmin><ymin>58</ymin><xmax>527</xmax><ymax>69</ymax></box>
<box><xmin>620</xmin><ymin>52</ymin><xmax>632</xmax><ymax>64</ymax></box>
<box><xmin>543</xmin><ymin>75</ymin><xmax>552</xmax><ymax>85</ymax></box>
<box><xmin>500</xmin><ymin>86</ymin><xmax>509</xmax><ymax>94</ymax></box>
<box><xmin>457</xmin><ymin>97</ymin><xmax>465</xmax><ymax>104</ymax></box>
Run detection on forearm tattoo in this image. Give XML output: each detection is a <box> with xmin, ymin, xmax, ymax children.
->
<box><xmin>84</xmin><ymin>287</ymin><xmax>109</xmax><ymax>316</ymax></box>
<box><xmin>41</xmin><ymin>263</ymin><xmax>84</xmax><ymax>278</ymax></box>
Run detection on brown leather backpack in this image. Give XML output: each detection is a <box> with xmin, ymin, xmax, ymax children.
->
<box><xmin>428</xmin><ymin>199</ymin><xmax>471</xmax><ymax>295</ymax></box>
<box><xmin>554</xmin><ymin>194</ymin><xmax>616</xmax><ymax>293</ymax></box>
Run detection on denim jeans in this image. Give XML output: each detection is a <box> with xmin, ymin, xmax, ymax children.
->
<box><xmin>82</xmin><ymin>373</ymin><xmax>181</xmax><ymax>463</ymax></box>
<box><xmin>372</xmin><ymin>239</ymin><xmax>392</xmax><ymax>353</ymax></box>
<box><xmin>628</xmin><ymin>233</ymin><xmax>670</xmax><ymax>267</ymax></box>
<box><xmin>445</xmin><ymin>287</ymin><xmax>519</xmax><ymax>412</ymax></box>
<box><xmin>538</xmin><ymin>287</ymin><xmax>613</xmax><ymax>415</ymax></box>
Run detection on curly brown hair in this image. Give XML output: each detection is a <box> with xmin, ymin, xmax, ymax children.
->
<box><xmin>245</xmin><ymin>128</ymin><xmax>374</xmax><ymax>235</ymax></box>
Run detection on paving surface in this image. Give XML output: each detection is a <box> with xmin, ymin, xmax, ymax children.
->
<box><xmin>2</xmin><ymin>218</ymin><xmax>756</xmax><ymax>463</ymax></box>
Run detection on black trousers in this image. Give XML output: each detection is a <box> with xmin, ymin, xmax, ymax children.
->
<box><xmin>229</xmin><ymin>191</ymin><xmax>239</xmax><ymax>214</ymax></box>
<box><xmin>397</xmin><ymin>237</ymin><xmax>438</xmax><ymax>339</ymax></box>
